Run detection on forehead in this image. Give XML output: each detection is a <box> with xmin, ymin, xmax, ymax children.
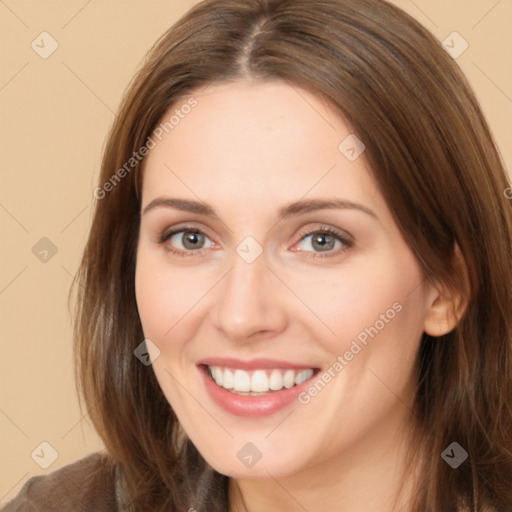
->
<box><xmin>141</xmin><ymin>80</ymin><xmax>385</xmax><ymax>218</ymax></box>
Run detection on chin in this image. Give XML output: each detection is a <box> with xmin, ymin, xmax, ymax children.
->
<box><xmin>194</xmin><ymin>438</ymin><xmax>308</xmax><ymax>479</ymax></box>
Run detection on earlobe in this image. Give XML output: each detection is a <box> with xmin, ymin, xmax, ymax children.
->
<box><xmin>423</xmin><ymin>303</ymin><xmax>455</xmax><ymax>337</ymax></box>
<box><xmin>423</xmin><ymin>241</ymin><xmax>470</xmax><ymax>337</ymax></box>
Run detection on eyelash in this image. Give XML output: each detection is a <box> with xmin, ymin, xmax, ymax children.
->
<box><xmin>158</xmin><ymin>224</ymin><xmax>353</xmax><ymax>260</ymax></box>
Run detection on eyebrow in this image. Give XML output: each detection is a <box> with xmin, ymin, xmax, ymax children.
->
<box><xmin>141</xmin><ymin>197</ymin><xmax>378</xmax><ymax>221</ymax></box>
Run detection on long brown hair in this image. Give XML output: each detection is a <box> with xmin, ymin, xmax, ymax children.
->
<box><xmin>71</xmin><ymin>0</ymin><xmax>512</xmax><ymax>510</ymax></box>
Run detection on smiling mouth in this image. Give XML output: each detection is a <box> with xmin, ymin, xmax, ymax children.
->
<box><xmin>204</xmin><ymin>365</ymin><xmax>320</xmax><ymax>396</ymax></box>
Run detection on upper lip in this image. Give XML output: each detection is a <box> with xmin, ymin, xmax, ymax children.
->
<box><xmin>197</xmin><ymin>357</ymin><xmax>319</xmax><ymax>371</ymax></box>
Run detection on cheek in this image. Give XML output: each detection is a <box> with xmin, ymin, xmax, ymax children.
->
<box><xmin>312</xmin><ymin>254</ymin><xmax>426</xmax><ymax>420</ymax></box>
<box><xmin>289</xmin><ymin>251</ymin><xmax>424</xmax><ymax>358</ymax></box>
<box><xmin>134</xmin><ymin>251</ymin><xmax>199</xmax><ymax>411</ymax></box>
<box><xmin>134</xmin><ymin>248</ymin><xmax>211</xmax><ymax>343</ymax></box>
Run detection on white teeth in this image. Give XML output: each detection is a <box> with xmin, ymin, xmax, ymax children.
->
<box><xmin>283</xmin><ymin>369</ymin><xmax>295</xmax><ymax>389</ymax></box>
<box><xmin>223</xmin><ymin>368</ymin><xmax>234</xmax><ymax>389</ymax></box>
<box><xmin>233</xmin><ymin>369</ymin><xmax>251</xmax><ymax>392</ymax></box>
<box><xmin>269</xmin><ymin>369</ymin><xmax>284</xmax><ymax>390</ymax></box>
<box><xmin>208</xmin><ymin>366</ymin><xmax>315</xmax><ymax>393</ymax></box>
<box><xmin>295</xmin><ymin>369</ymin><xmax>314</xmax><ymax>385</ymax></box>
<box><xmin>212</xmin><ymin>366</ymin><xmax>223</xmax><ymax>386</ymax></box>
<box><xmin>251</xmin><ymin>370</ymin><xmax>269</xmax><ymax>392</ymax></box>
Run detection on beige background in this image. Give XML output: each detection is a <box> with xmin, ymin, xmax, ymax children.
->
<box><xmin>1</xmin><ymin>0</ymin><xmax>511</xmax><ymax>505</ymax></box>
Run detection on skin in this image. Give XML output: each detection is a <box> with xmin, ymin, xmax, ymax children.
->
<box><xmin>135</xmin><ymin>80</ymin><xmax>463</xmax><ymax>511</ymax></box>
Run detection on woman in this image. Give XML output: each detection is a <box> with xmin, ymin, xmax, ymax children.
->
<box><xmin>5</xmin><ymin>0</ymin><xmax>512</xmax><ymax>510</ymax></box>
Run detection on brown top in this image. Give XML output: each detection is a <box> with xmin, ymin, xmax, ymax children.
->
<box><xmin>2</xmin><ymin>452</ymin><xmax>122</xmax><ymax>512</ymax></box>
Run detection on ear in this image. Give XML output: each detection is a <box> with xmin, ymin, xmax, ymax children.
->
<box><xmin>423</xmin><ymin>241</ymin><xmax>470</xmax><ymax>337</ymax></box>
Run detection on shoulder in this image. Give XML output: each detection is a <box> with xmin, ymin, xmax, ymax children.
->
<box><xmin>1</xmin><ymin>452</ymin><xmax>120</xmax><ymax>512</ymax></box>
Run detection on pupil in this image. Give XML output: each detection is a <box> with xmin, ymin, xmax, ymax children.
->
<box><xmin>313</xmin><ymin>234</ymin><xmax>334</xmax><ymax>251</ymax></box>
<box><xmin>184</xmin><ymin>231</ymin><xmax>203</xmax><ymax>249</ymax></box>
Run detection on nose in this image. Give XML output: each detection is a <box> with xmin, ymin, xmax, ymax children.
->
<box><xmin>211</xmin><ymin>249</ymin><xmax>288</xmax><ymax>343</ymax></box>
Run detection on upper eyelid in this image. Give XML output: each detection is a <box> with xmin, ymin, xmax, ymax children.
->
<box><xmin>162</xmin><ymin>224</ymin><xmax>215</xmax><ymax>241</ymax></box>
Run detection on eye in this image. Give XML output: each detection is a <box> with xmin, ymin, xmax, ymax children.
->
<box><xmin>293</xmin><ymin>226</ymin><xmax>353</xmax><ymax>259</ymax></box>
<box><xmin>158</xmin><ymin>224</ymin><xmax>353</xmax><ymax>260</ymax></box>
<box><xmin>159</xmin><ymin>226</ymin><xmax>215</xmax><ymax>257</ymax></box>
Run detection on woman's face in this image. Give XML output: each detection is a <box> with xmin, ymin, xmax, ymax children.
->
<box><xmin>135</xmin><ymin>80</ymin><xmax>434</xmax><ymax>479</ymax></box>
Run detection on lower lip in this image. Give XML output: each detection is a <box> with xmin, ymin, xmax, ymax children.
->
<box><xmin>198</xmin><ymin>365</ymin><xmax>317</xmax><ymax>418</ymax></box>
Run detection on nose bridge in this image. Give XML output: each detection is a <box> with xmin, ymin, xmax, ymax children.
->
<box><xmin>212</xmin><ymin>246</ymin><xmax>287</xmax><ymax>341</ymax></box>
